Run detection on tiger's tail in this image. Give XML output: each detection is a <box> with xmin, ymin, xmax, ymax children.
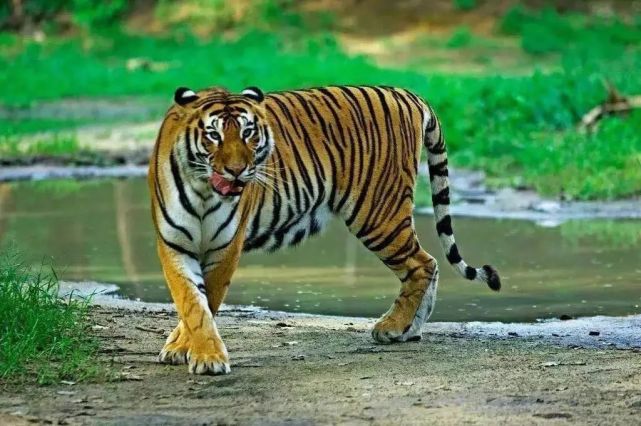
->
<box><xmin>422</xmin><ymin>104</ymin><xmax>501</xmax><ymax>291</ymax></box>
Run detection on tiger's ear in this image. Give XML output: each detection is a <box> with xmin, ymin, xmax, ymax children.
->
<box><xmin>174</xmin><ymin>87</ymin><xmax>199</xmax><ymax>106</ymax></box>
<box><xmin>241</xmin><ymin>86</ymin><xmax>264</xmax><ymax>103</ymax></box>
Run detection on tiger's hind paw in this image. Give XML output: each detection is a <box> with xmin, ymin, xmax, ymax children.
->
<box><xmin>371</xmin><ymin>316</ymin><xmax>422</xmax><ymax>344</ymax></box>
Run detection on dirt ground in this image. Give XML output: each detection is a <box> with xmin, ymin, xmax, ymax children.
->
<box><xmin>1</xmin><ymin>302</ymin><xmax>640</xmax><ymax>425</ymax></box>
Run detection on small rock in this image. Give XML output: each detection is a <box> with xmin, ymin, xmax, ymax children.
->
<box><xmin>628</xmin><ymin>399</ymin><xmax>641</xmax><ymax>408</ymax></box>
<box><xmin>559</xmin><ymin>314</ymin><xmax>573</xmax><ymax>321</ymax></box>
<box><xmin>56</xmin><ymin>391</ymin><xmax>76</xmax><ymax>396</ymax></box>
<box><xmin>276</xmin><ymin>322</ymin><xmax>293</xmax><ymax>328</ymax></box>
<box><xmin>589</xmin><ymin>331</ymin><xmax>600</xmax><ymax>336</ymax></box>
<box><xmin>541</xmin><ymin>361</ymin><xmax>559</xmax><ymax>367</ymax></box>
<box><xmin>291</xmin><ymin>355</ymin><xmax>305</xmax><ymax>361</ymax></box>
<box><xmin>530</xmin><ymin>200</ymin><xmax>561</xmax><ymax>213</ymax></box>
<box><xmin>282</xmin><ymin>341</ymin><xmax>299</xmax><ymax>346</ymax></box>
<box><xmin>118</xmin><ymin>372</ymin><xmax>143</xmax><ymax>381</ymax></box>
<box><xmin>533</xmin><ymin>413</ymin><xmax>572</xmax><ymax>419</ymax></box>
<box><xmin>508</xmin><ymin>332</ymin><xmax>519</xmax><ymax>337</ymax></box>
<box><xmin>60</xmin><ymin>380</ymin><xmax>76</xmax><ymax>386</ymax></box>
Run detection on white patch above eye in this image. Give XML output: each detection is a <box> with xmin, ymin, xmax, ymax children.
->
<box><xmin>182</xmin><ymin>89</ymin><xmax>196</xmax><ymax>99</ymax></box>
<box><xmin>207</xmin><ymin>116</ymin><xmax>224</xmax><ymax>131</ymax></box>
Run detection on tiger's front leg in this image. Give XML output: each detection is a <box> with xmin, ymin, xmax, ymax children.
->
<box><xmin>156</xmin><ymin>239</ymin><xmax>230</xmax><ymax>375</ymax></box>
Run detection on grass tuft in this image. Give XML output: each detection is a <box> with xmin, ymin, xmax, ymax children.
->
<box><xmin>0</xmin><ymin>251</ymin><xmax>100</xmax><ymax>385</ymax></box>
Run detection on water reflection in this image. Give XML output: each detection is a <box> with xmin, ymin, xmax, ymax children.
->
<box><xmin>0</xmin><ymin>179</ymin><xmax>639</xmax><ymax>322</ymax></box>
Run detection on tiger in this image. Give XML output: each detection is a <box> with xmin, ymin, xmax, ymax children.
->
<box><xmin>148</xmin><ymin>84</ymin><xmax>501</xmax><ymax>375</ymax></box>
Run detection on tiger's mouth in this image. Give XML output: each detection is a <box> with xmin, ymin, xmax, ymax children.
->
<box><xmin>210</xmin><ymin>173</ymin><xmax>246</xmax><ymax>197</ymax></box>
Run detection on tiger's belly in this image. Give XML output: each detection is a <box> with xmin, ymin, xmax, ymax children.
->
<box><xmin>200</xmin><ymin>195</ymin><xmax>333</xmax><ymax>266</ymax></box>
<box><xmin>243</xmin><ymin>202</ymin><xmax>333</xmax><ymax>252</ymax></box>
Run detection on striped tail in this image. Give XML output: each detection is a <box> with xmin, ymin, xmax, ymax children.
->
<box><xmin>422</xmin><ymin>106</ymin><xmax>501</xmax><ymax>292</ymax></box>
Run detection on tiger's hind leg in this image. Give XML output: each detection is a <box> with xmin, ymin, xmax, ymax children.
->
<box><xmin>346</xmin><ymin>215</ymin><xmax>439</xmax><ymax>343</ymax></box>
<box><xmin>373</xmin><ymin>242</ymin><xmax>439</xmax><ymax>343</ymax></box>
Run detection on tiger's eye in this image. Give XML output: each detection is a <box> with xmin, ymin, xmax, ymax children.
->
<box><xmin>206</xmin><ymin>131</ymin><xmax>221</xmax><ymax>143</ymax></box>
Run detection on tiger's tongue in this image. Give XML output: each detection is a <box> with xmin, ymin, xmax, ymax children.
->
<box><xmin>210</xmin><ymin>173</ymin><xmax>241</xmax><ymax>195</ymax></box>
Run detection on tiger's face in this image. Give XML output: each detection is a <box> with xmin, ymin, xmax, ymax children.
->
<box><xmin>175</xmin><ymin>86</ymin><xmax>274</xmax><ymax>197</ymax></box>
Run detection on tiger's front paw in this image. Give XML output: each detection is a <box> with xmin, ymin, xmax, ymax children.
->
<box><xmin>158</xmin><ymin>323</ymin><xmax>190</xmax><ymax>365</ymax></box>
<box><xmin>372</xmin><ymin>315</ymin><xmax>420</xmax><ymax>344</ymax></box>
<box><xmin>188</xmin><ymin>341</ymin><xmax>231</xmax><ymax>375</ymax></box>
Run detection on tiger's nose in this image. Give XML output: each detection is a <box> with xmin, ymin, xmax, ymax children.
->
<box><xmin>224</xmin><ymin>164</ymin><xmax>246</xmax><ymax>178</ymax></box>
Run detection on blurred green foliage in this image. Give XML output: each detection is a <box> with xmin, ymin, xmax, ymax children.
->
<box><xmin>499</xmin><ymin>5</ymin><xmax>641</xmax><ymax>55</ymax></box>
<box><xmin>0</xmin><ymin>0</ymin><xmax>129</xmax><ymax>30</ymax></box>
<box><xmin>452</xmin><ymin>0</ymin><xmax>477</xmax><ymax>11</ymax></box>
<box><xmin>0</xmin><ymin>2</ymin><xmax>640</xmax><ymax>200</ymax></box>
<box><xmin>446</xmin><ymin>26</ymin><xmax>473</xmax><ymax>48</ymax></box>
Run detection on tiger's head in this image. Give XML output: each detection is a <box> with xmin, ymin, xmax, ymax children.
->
<box><xmin>173</xmin><ymin>86</ymin><xmax>274</xmax><ymax>197</ymax></box>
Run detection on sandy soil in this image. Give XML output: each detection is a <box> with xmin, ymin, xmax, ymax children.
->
<box><xmin>1</xmin><ymin>299</ymin><xmax>640</xmax><ymax>426</ymax></box>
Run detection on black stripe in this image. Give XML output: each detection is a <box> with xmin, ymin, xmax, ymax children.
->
<box><xmin>432</xmin><ymin>187</ymin><xmax>450</xmax><ymax>205</ymax></box>
<box><xmin>185</xmin><ymin>129</ymin><xmax>195</xmax><ymax>164</ymax></box>
<box><xmin>290</xmin><ymin>229</ymin><xmax>306</xmax><ymax>246</ymax></box>
<box><xmin>154</xmin><ymin>190</ymin><xmax>194</xmax><ymax>241</ymax></box>
<box><xmin>316</xmin><ymin>87</ymin><xmax>342</xmax><ymax>110</ymax></box>
<box><xmin>170</xmin><ymin>151</ymin><xmax>200</xmax><ymax>219</ymax></box>
<box><xmin>203</xmin><ymin>201</ymin><xmax>222</xmax><ymax>218</ymax></box>
<box><xmin>435</xmin><ymin>215</ymin><xmax>453</xmax><ymax>236</ymax></box>
<box><xmin>204</xmin><ymin>239</ymin><xmax>232</xmax><ymax>257</ymax></box>
<box><xmin>428</xmin><ymin>159</ymin><xmax>449</xmax><ymax>180</ymax></box>
<box><xmin>446</xmin><ymin>244</ymin><xmax>462</xmax><ymax>264</ymax></box>
<box><xmin>160</xmin><ymin>235</ymin><xmax>198</xmax><ymax>261</ymax></box>
<box><xmin>210</xmin><ymin>203</ymin><xmax>238</xmax><ymax>242</ymax></box>
<box><xmin>465</xmin><ymin>266</ymin><xmax>477</xmax><ymax>280</ymax></box>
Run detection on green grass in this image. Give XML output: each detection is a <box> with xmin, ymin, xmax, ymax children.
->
<box><xmin>0</xmin><ymin>134</ymin><xmax>80</xmax><ymax>158</ymax></box>
<box><xmin>1</xmin><ymin>5</ymin><xmax>641</xmax><ymax>200</ymax></box>
<box><xmin>0</xmin><ymin>251</ymin><xmax>100</xmax><ymax>385</ymax></box>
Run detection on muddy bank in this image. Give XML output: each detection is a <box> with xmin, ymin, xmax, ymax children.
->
<box><xmin>2</xmin><ymin>289</ymin><xmax>640</xmax><ymax>425</ymax></box>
